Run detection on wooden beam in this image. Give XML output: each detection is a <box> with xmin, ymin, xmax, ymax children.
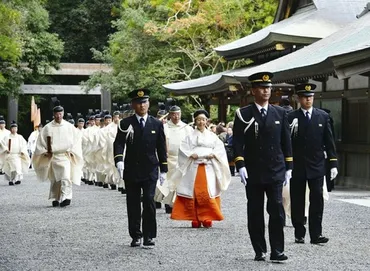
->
<box><xmin>21</xmin><ymin>85</ymin><xmax>101</xmax><ymax>95</ymax></box>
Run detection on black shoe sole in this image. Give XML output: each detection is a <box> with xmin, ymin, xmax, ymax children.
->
<box><xmin>270</xmin><ymin>255</ymin><xmax>288</xmax><ymax>262</ymax></box>
<box><xmin>311</xmin><ymin>240</ymin><xmax>329</xmax><ymax>244</ymax></box>
<box><xmin>60</xmin><ymin>200</ymin><xmax>71</xmax><ymax>207</ymax></box>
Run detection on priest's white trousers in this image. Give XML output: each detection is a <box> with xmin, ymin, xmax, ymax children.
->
<box><xmin>48</xmin><ymin>153</ymin><xmax>72</xmax><ymax>202</ymax></box>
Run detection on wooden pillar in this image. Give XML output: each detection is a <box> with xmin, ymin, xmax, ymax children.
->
<box><xmin>7</xmin><ymin>96</ymin><xmax>18</xmax><ymax>125</ymax></box>
<box><xmin>239</xmin><ymin>88</ymin><xmax>250</xmax><ymax>107</ymax></box>
<box><xmin>100</xmin><ymin>88</ymin><xmax>112</xmax><ymax>112</ymax></box>
<box><xmin>217</xmin><ymin>93</ymin><xmax>227</xmax><ymax>122</ymax></box>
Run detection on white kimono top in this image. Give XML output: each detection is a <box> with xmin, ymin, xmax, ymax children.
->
<box><xmin>32</xmin><ymin>120</ymin><xmax>83</xmax><ymax>185</ymax></box>
<box><xmin>168</xmin><ymin>128</ymin><xmax>231</xmax><ymax>199</ymax></box>
<box><xmin>0</xmin><ymin>133</ymin><xmax>30</xmax><ymax>176</ymax></box>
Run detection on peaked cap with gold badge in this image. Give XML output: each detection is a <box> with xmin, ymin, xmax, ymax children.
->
<box><xmin>128</xmin><ymin>88</ymin><xmax>150</xmax><ymax>103</ymax></box>
<box><xmin>248</xmin><ymin>72</ymin><xmax>273</xmax><ymax>87</ymax></box>
<box><xmin>296</xmin><ymin>83</ymin><xmax>316</xmax><ymax>97</ymax></box>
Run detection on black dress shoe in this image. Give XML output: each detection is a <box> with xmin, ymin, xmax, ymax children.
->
<box><xmin>295</xmin><ymin>237</ymin><xmax>305</xmax><ymax>244</ymax></box>
<box><xmin>121</xmin><ymin>189</ymin><xmax>126</xmax><ymax>195</ymax></box>
<box><xmin>155</xmin><ymin>202</ymin><xmax>162</xmax><ymax>209</ymax></box>
<box><xmin>254</xmin><ymin>253</ymin><xmax>266</xmax><ymax>261</ymax></box>
<box><xmin>52</xmin><ymin>200</ymin><xmax>59</xmax><ymax>207</ymax></box>
<box><xmin>130</xmin><ymin>238</ymin><xmax>141</xmax><ymax>247</ymax></box>
<box><xmin>88</xmin><ymin>181</ymin><xmax>94</xmax><ymax>185</ymax></box>
<box><xmin>110</xmin><ymin>184</ymin><xmax>117</xmax><ymax>190</ymax></box>
<box><xmin>270</xmin><ymin>253</ymin><xmax>288</xmax><ymax>262</ymax></box>
<box><xmin>60</xmin><ymin>199</ymin><xmax>71</xmax><ymax>207</ymax></box>
<box><xmin>165</xmin><ymin>205</ymin><xmax>173</xmax><ymax>214</ymax></box>
<box><xmin>9</xmin><ymin>182</ymin><xmax>14</xmax><ymax>186</ymax></box>
<box><xmin>103</xmin><ymin>183</ymin><xmax>109</xmax><ymax>188</ymax></box>
<box><xmin>15</xmin><ymin>181</ymin><xmax>21</xmax><ymax>185</ymax></box>
<box><xmin>143</xmin><ymin>238</ymin><xmax>155</xmax><ymax>247</ymax></box>
<box><xmin>118</xmin><ymin>187</ymin><xmax>123</xmax><ymax>192</ymax></box>
<box><xmin>98</xmin><ymin>182</ymin><xmax>103</xmax><ymax>187</ymax></box>
<box><xmin>311</xmin><ymin>236</ymin><xmax>329</xmax><ymax>244</ymax></box>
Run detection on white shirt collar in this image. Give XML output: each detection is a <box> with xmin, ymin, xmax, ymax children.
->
<box><xmin>254</xmin><ymin>102</ymin><xmax>268</xmax><ymax>112</ymax></box>
<box><xmin>301</xmin><ymin>107</ymin><xmax>313</xmax><ymax>116</ymax></box>
<box><xmin>135</xmin><ymin>114</ymin><xmax>148</xmax><ymax>123</ymax></box>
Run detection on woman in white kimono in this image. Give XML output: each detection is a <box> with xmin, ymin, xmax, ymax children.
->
<box><xmin>169</xmin><ymin>109</ymin><xmax>231</xmax><ymax>228</ymax></box>
<box><xmin>0</xmin><ymin>122</ymin><xmax>30</xmax><ymax>185</ymax></box>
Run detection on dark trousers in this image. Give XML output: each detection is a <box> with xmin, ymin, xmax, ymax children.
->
<box><xmin>246</xmin><ymin>182</ymin><xmax>285</xmax><ymax>256</ymax></box>
<box><xmin>229</xmin><ymin>165</ymin><xmax>235</xmax><ymax>176</ymax></box>
<box><xmin>125</xmin><ymin>179</ymin><xmax>157</xmax><ymax>240</ymax></box>
<box><xmin>290</xmin><ymin>175</ymin><xmax>324</xmax><ymax>240</ymax></box>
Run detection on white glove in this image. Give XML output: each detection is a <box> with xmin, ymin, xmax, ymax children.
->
<box><xmin>284</xmin><ymin>169</ymin><xmax>292</xmax><ymax>186</ymax></box>
<box><xmin>160</xmin><ymin>172</ymin><xmax>167</xmax><ymax>186</ymax></box>
<box><xmin>330</xmin><ymin>167</ymin><xmax>338</xmax><ymax>180</ymax></box>
<box><xmin>116</xmin><ymin>161</ymin><xmax>124</xmax><ymax>172</ymax></box>
<box><xmin>238</xmin><ymin>167</ymin><xmax>248</xmax><ymax>186</ymax></box>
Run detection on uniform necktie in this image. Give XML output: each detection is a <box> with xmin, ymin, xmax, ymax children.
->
<box><xmin>305</xmin><ymin>111</ymin><xmax>310</xmax><ymax>122</ymax></box>
<box><xmin>140</xmin><ymin>117</ymin><xmax>145</xmax><ymax>129</ymax></box>
<box><xmin>260</xmin><ymin>108</ymin><xmax>267</xmax><ymax>121</ymax></box>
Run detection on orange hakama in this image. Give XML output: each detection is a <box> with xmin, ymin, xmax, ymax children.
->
<box><xmin>171</xmin><ymin>164</ymin><xmax>224</xmax><ymax>222</ymax></box>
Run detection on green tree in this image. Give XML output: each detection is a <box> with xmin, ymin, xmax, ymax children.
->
<box><xmin>85</xmin><ymin>0</ymin><xmax>277</xmax><ymax>120</ymax></box>
<box><xmin>0</xmin><ymin>2</ymin><xmax>22</xmax><ymax>84</ymax></box>
<box><xmin>46</xmin><ymin>0</ymin><xmax>121</xmax><ymax>63</ymax></box>
<box><xmin>0</xmin><ymin>0</ymin><xmax>64</xmax><ymax>96</ymax></box>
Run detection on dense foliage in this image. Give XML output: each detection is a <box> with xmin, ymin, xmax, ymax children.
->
<box><xmin>85</xmin><ymin>0</ymin><xmax>277</xmax><ymax>119</ymax></box>
<box><xmin>0</xmin><ymin>0</ymin><xmax>64</xmax><ymax>96</ymax></box>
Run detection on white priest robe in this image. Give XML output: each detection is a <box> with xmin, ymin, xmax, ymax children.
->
<box><xmin>32</xmin><ymin>120</ymin><xmax>83</xmax><ymax>202</ymax></box>
<box><xmin>0</xmin><ymin>133</ymin><xmax>30</xmax><ymax>182</ymax></box>
<box><xmin>156</xmin><ymin>120</ymin><xmax>193</xmax><ymax>202</ymax></box>
<box><xmin>0</xmin><ymin>128</ymin><xmax>10</xmax><ymax>172</ymax></box>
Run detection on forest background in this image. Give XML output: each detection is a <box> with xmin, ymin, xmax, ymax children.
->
<box><xmin>0</xmin><ymin>0</ymin><xmax>277</xmax><ymax>123</ymax></box>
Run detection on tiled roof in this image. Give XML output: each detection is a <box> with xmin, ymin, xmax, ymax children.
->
<box><xmin>164</xmin><ymin>11</ymin><xmax>370</xmax><ymax>95</ymax></box>
<box><xmin>215</xmin><ymin>0</ymin><xmax>366</xmax><ymax>60</ymax></box>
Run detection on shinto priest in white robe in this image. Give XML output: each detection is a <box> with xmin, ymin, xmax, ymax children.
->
<box><xmin>156</xmin><ymin>119</ymin><xmax>193</xmax><ymax>203</ymax></box>
<box><xmin>0</xmin><ymin>133</ymin><xmax>30</xmax><ymax>182</ymax></box>
<box><xmin>32</xmin><ymin>120</ymin><xmax>83</xmax><ymax>202</ymax></box>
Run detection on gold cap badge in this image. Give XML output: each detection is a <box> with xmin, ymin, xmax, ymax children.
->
<box><xmin>262</xmin><ymin>75</ymin><xmax>270</xmax><ymax>81</ymax></box>
<box><xmin>305</xmin><ymin>85</ymin><xmax>311</xmax><ymax>91</ymax></box>
<box><xmin>137</xmin><ymin>90</ymin><xmax>144</xmax><ymax>97</ymax></box>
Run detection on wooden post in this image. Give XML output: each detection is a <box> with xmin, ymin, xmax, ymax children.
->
<box><xmin>217</xmin><ymin>93</ymin><xmax>227</xmax><ymax>122</ymax></box>
<box><xmin>7</xmin><ymin>96</ymin><xmax>18</xmax><ymax>126</ymax></box>
<box><xmin>100</xmin><ymin>88</ymin><xmax>112</xmax><ymax>113</ymax></box>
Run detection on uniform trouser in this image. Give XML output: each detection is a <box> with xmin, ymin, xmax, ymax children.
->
<box><xmin>290</xmin><ymin>176</ymin><xmax>324</xmax><ymax>240</ymax></box>
<box><xmin>246</xmin><ymin>181</ymin><xmax>285</xmax><ymax>257</ymax></box>
<box><xmin>125</xmin><ymin>179</ymin><xmax>157</xmax><ymax>240</ymax></box>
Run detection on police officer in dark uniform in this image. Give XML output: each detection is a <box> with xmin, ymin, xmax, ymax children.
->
<box><xmin>288</xmin><ymin>83</ymin><xmax>338</xmax><ymax>245</ymax></box>
<box><xmin>114</xmin><ymin>88</ymin><xmax>168</xmax><ymax>248</ymax></box>
<box><xmin>233</xmin><ymin>72</ymin><xmax>293</xmax><ymax>262</ymax></box>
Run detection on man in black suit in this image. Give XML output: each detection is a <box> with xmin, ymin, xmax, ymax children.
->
<box><xmin>288</xmin><ymin>83</ymin><xmax>338</xmax><ymax>245</ymax></box>
<box><xmin>233</xmin><ymin>72</ymin><xmax>293</xmax><ymax>262</ymax></box>
<box><xmin>114</xmin><ymin>88</ymin><xmax>168</xmax><ymax>248</ymax></box>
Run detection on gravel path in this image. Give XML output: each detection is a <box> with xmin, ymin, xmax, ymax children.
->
<box><xmin>1</xmin><ymin>171</ymin><xmax>370</xmax><ymax>271</ymax></box>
